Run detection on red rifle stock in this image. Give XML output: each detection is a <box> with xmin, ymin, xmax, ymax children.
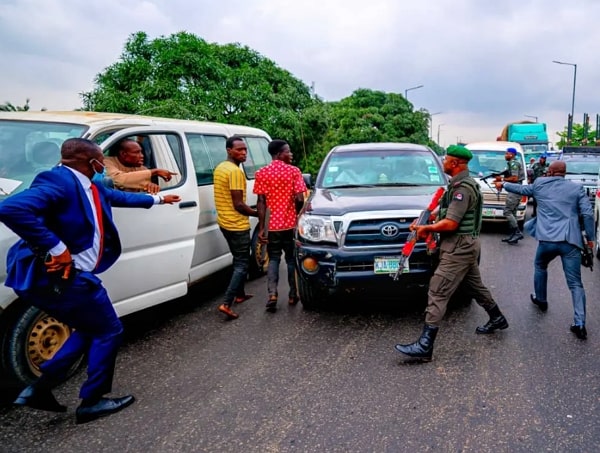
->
<box><xmin>393</xmin><ymin>187</ymin><xmax>445</xmax><ymax>281</ymax></box>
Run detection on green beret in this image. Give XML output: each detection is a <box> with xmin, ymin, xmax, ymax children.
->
<box><xmin>446</xmin><ymin>144</ymin><xmax>472</xmax><ymax>161</ymax></box>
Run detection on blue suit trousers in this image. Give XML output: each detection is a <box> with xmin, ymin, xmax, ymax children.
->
<box><xmin>17</xmin><ymin>272</ymin><xmax>123</xmax><ymax>401</ymax></box>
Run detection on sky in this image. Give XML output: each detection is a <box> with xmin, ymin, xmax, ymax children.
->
<box><xmin>2</xmin><ymin>0</ymin><xmax>600</xmax><ymax>147</ymax></box>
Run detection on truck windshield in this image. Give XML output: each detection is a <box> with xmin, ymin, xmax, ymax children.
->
<box><xmin>0</xmin><ymin>120</ymin><xmax>87</xmax><ymax>200</ymax></box>
<box><xmin>321</xmin><ymin>150</ymin><xmax>443</xmax><ymax>188</ymax></box>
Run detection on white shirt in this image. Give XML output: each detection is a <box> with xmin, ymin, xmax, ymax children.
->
<box><xmin>49</xmin><ymin>166</ymin><xmax>160</xmax><ymax>271</ymax></box>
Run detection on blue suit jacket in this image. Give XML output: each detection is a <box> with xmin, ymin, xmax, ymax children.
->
<box><xmin>504</xmin><ymin>176</ymin><xmax>595</xmax><ymax>248</ymax></box>
<box><xmin>0</xmin><ymin>165</ymin><xmax>154</xmax><ymax>291</ymax></box>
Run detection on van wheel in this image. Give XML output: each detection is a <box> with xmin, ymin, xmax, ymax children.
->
<box><xmin>249</xmin><ymin>228</ymin><xmax>268</xmax><ymax>279</ymax></box>
<box><xmin>298</xmin><ymin>275</ymin><xmax>327</xmax><ymax>310</ymax></box>
<box><xmin>0</xmin><ymin>300</ymin><xmax>82</xmax><ymax>386</ymax></box>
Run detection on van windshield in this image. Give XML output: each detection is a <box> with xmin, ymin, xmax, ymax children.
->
<box><xmin>467</xmin><ymin>150</ymin><xmax>510</xmax><ymax>178</ymax></box>
<box><xmin>0</xmin><ymin>120</ymin><xmax>87</xmax><ymax>200</ymax></box>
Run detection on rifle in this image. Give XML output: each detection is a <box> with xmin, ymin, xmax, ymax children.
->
<box><xmin>259</xmin><ymin>208</ymin><xmax>270</xmax><ymax>266</ymax></box>
<box><xmin>393</xmin><ymin>187</ymin><xmax>446</xmax><ymax>281</ymax></box>
<box><xmin>581</xmin><ymin>230</ymin><xmax>594</xmax><ymax>272</ymax></box>
<box><xmin>480</xmin><ymin>169</ymin><xmax>510</xmax><ymax>200</ymax></box>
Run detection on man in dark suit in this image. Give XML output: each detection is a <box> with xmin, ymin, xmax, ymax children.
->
<box><xmin>0</xmin><ymin>138</ymin><xmax>180</xmax><ymax>423</ymax></box>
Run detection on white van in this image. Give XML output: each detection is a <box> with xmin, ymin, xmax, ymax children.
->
<box><xmin>464</xmin><ymin>141</ymin><xmax>529</xmax><ymax>226</ymax></box>
<box><xmin>0</xmin><ymin>111</ymin><xmax>272</xmax><ymax>385</ymax></box>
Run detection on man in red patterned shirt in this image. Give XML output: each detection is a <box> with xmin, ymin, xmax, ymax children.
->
<box><xmin>254</xmin><ymin>139</ymin><xmax>307</xmax><ymax>311</ymax></box>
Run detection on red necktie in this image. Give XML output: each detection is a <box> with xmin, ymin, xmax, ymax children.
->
<box><xmin>90</xmin><ymin>184</ymin><xmax>104</xmax><ymax>268</ymax></box>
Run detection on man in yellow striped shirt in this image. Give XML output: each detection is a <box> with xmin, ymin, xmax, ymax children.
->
<box><xmin>214</xmin><ymin>136</ymin><xmax>258</xmax><ymax>319</ymax></box>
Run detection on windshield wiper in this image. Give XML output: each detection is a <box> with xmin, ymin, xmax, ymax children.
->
<box><xmin>327</xmin><ymin>184</ymin><xmax>376</xmax><ymax>189</ymax></box>
<box><xmin>375</xmin><ymin>182</ymin><xmax>421</xmax><ymax>187</ymax></box>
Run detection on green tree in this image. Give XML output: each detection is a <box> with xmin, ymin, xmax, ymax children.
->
<box><xmin>0</xmin><ymin>99</ymin><xmax>30</xmax><ymax>111</ymax></box>
<box><xmin>81</xmin><ymin>31</ymin><xmax>326</xmax><ymax>166</ymax></box>
<box><xmin>556</xmin><ymin>123</ymin><xmax>599</xmax><ymax>149</ymax></box>
<box><xmin>300</xmin><ymin>89</ymin><xmax>433</xmax><ymax>175</ymax></box>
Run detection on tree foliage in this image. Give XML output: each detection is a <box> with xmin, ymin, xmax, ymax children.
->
<box><xmin>0</xmin><ymin>99</ymin><xmax>30</xmax><ymax>111</ymax></box>
<box><xmin>300</xmin><ymin>89</ymin><xmax>433</xmax><ymax>174</ymax></box>
<box><xmin>82</xmin><ymin>32</ymin><xmax>326</xmax><ymax>163</ymax></box>
<box><xmin>82</xmin><ymin>32</ymin><xmax>434</xmax><ymax>175</ymax></box>
<box><xmin>556</xmin><ymin>123</ymin><xmax>600</xmax><ymax>149</ymax></box>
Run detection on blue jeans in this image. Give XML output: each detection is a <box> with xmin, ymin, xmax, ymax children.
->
<box><xmin>220</xmin><ymin>228</ymin><xmax>251</xmax><ymax>306</ymax></box>
<box><xmin>266</xmin><ymin>229</ymin><xmax>297</xmax><ymax>298</ymax></box>
<box><xmin>534</xmin><ymin>241</ymin><xmax>586</xmax><ymax>326</ymax></box>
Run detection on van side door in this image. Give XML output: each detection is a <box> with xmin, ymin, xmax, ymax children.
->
<box><xmin>94</xmin><ymin>128</ymin><xmax>199</xmax><ymax>316</ymax></box>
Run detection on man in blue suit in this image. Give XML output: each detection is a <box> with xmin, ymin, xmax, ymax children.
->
<box><xmin>497</xmin><ymin>160</ymin><xmax>595</xmax><ymax>340</ymax></box>
<box><xmin>0</xmin><ymin>138</ymin><xmax>180</xmax><ymax>423</ymax></box>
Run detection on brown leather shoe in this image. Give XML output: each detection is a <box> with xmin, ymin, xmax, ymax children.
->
<box><xmin>218</xmin><ymin>304</ymin><xmax>239</xmax><ymax>319</ymax></box>
<box><xmin>266</xmin><ymin>295</ymin><xmax>278</xmax><ymax>311</ymax></box>
<box><xmin>288</xmin><ymin>296</ymin><xmax>299</xmax><ymax>305</ymax></box>
<box><xmin>234</xmin><ymin>294</ymin><xmax>253</xmax><ymax>304</ymax></box>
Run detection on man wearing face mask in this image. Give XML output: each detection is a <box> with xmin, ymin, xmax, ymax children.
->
<box><xmin>0</xmin><ymin>138</ymin><xmax>181</xmax><ymax>424</ymax></box>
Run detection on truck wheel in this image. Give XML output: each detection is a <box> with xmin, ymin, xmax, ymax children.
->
<box><xmin>0</xmin><ymin>300</ymin><xmax>82</xmax><ymax>386</ymax></box>
<box><xmin>248</xmin><ymin>228</ymin><xmax>268</xmax><ymax>279</ymax></box>
<box><xmin>298</xmin><ymin>275</ymin><xmax>327</xmax><ymax>310</ymax></box>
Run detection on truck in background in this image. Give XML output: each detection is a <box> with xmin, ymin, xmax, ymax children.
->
<box><xmin>497</xmin><ymin>121</ymin><xmax>549</xmax><ymax>155</ymax></box>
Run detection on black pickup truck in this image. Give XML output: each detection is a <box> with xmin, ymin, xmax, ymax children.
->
<box><xmin>294</xmin><ymin>143</ymin><xmax>447</xmax><ymax>309</ymax></box>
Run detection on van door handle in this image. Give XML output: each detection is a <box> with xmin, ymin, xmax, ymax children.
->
<box><xmin>179</xmin><ymin>201</ymin><xmax>198</xmax><ymax>209</ymax></box>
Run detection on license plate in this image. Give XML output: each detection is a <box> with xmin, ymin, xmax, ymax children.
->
<box><xmin>374</xmin><ymin>256</ymin><xmax>409</xmax><ymax>274</ymax></box>
<box><xmin>482</xmin><ymin>208</ymin><xmax>503</xmax><ymax>217</ymax></box>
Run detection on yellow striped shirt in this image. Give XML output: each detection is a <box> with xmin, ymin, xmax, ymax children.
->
<box><xmin>213</xmin><ymin>160</ymin><xmax>250</xmax><ymax>231</ymax></box>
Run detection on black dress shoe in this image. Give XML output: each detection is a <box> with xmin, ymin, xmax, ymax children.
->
<box><xmin>13</xmin><ymin>386</ymin><xmax>67</xmax><ymax>413</ymax></box>
<box><xmin>570</xmin><ymin>325</ymin><xmax>587</xmax><ymax>340</ymax></box>
<box><xmin>76</xmin><ymin>395</ymin><xmax>135</xmax><ymax>424</ymax></box>
<box><xmin>530</xmin><ymin>294</ymin><xmax>548</xmax><ymax>312</ymax></box>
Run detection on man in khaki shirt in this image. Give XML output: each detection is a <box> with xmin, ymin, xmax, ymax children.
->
<box><xmin>104</xmin><ymin>139</ymin><xmax>175</xmax><ymax>194</ymax></box>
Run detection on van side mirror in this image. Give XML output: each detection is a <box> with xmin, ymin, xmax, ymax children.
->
<box><xmin>302</xmin><ymin>173</ymin><xmax>313</xmax><ymax>189</ymax></box>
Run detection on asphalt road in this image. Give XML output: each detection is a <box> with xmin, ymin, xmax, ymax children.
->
<box><xmin>1</xmin><ymin>223</ymin><xmax>599</xmax><ymax>452</ymax></box>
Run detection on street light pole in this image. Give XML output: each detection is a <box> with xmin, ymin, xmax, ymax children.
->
<box><xmin>524</xmin><ymin>114</ymin><xmax>538</xmax><ymax>122</ymax></box>
<box><xmin>429</xmin><ymin>111</ymin><xmax>442</xmax><ymax>140</ymax></box>
<box><xmin>552</xmin><ymin>60</ymin><xmax>577</xmax><ymax>120</ymax></box>
<box><xmin>404</xmin><ymin>84</ymin><xmax>424</xmax><ymax>100</ymax></box>
<box><xmin>437</xmin><ymin>123</ymin><xmax>444</xmax><ymax>144</ymax></box>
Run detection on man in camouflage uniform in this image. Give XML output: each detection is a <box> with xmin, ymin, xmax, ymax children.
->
<box><xmin>500</xmin><ymin>147</ymin><xmax>526</xmax><ymax>244</ymax></box>
<box><xmin>395</xmin><ymin>145</ymin><xmax>509</xmax><ymax>362</ymax></box>
<box><xmin>530</xmin><ymin>153</ymin><xmax>548</xmax><ymax>217</ymax></box>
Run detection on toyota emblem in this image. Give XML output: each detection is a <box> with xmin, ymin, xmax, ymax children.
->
<box><xmin>381</xmin><ymin>223</ymin><xmax>399</xmax><ymax>238</ymax></box>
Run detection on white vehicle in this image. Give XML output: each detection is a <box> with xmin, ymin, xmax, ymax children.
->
<box><xmin>0</xmin><ymin>111</ymin><xmax>272</xmax><ymax>385</ymax></box>
<box><xmin>464</xmin><ymin>141</ymin><xmax>529</xmax><ymax>227</ymax></box>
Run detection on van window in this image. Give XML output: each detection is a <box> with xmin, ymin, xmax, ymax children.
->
<box><xmin>244</xmin><ymin>136</ymin><xmax>271</xmax><ymax>179</ymax></box>
<box><xmin>98</xmin><ymin>133</ymin><xmax>185</xmax><ymax>191</ymax></box>
<box><xmin>186</xmin><ymin>133</ymin><xmax>227</xmax><ymax>186</ymax></box>
<box><xmin>0</xmin><ymin>120</ymin><xmax>87</xmax><ymax>199</ymax></box>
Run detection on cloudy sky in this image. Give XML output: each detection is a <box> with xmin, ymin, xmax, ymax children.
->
<box><xmin>2</xmin><ymin>0</ymin><xmax>599</xmax><ymax>146</ymax></box>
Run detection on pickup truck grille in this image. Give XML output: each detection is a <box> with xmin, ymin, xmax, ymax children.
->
<box><xmin>483</xmin><ymin>191</ymin><xmax>505</xmax><ymax>204</ymax></box>
<box><xmin>344</xmin><ymin>218</ymin><xmax>417</xmax><ymax>247</ymax></box>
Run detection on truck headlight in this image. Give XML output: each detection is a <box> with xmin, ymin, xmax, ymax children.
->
<box><xmin>297</xmin><ymin>214</ymin><xmax>338</xmax><ymax>243</ymax></box>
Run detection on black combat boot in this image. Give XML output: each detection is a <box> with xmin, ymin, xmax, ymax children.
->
<box><xmin>507</xmin><ymin>228</ymin><xmax>524</xmax><ymax>244</ymax></box>
<box><xmin>476</xmin><ymin>305</ymin><xmax>509</xmax><ymax>334</ymax></box>
<box><xmin>501</xmin><ymin>227</ymin><xmax>516</xmax><ymax>242</ymax></box>
<box><xmin>395</xmin><ymin>325</ymin><xmax>439</xmax><ymax>362</ymax></box>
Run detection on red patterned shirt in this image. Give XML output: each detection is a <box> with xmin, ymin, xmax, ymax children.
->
<box><xmin>253</xmin><ymin>160</ymin><xmax>307</xmax><ymax>231</ymax></box>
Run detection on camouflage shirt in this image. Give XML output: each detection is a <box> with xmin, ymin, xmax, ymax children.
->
<box><xmin>531</xmin><ymin>161</ymin><xmax>548</xmax><ymax>182</ymax></box>
<box><xmin>506</xmin><ymin>158</ymin><xmax>525</xmax><ymax>183</ymax></box>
